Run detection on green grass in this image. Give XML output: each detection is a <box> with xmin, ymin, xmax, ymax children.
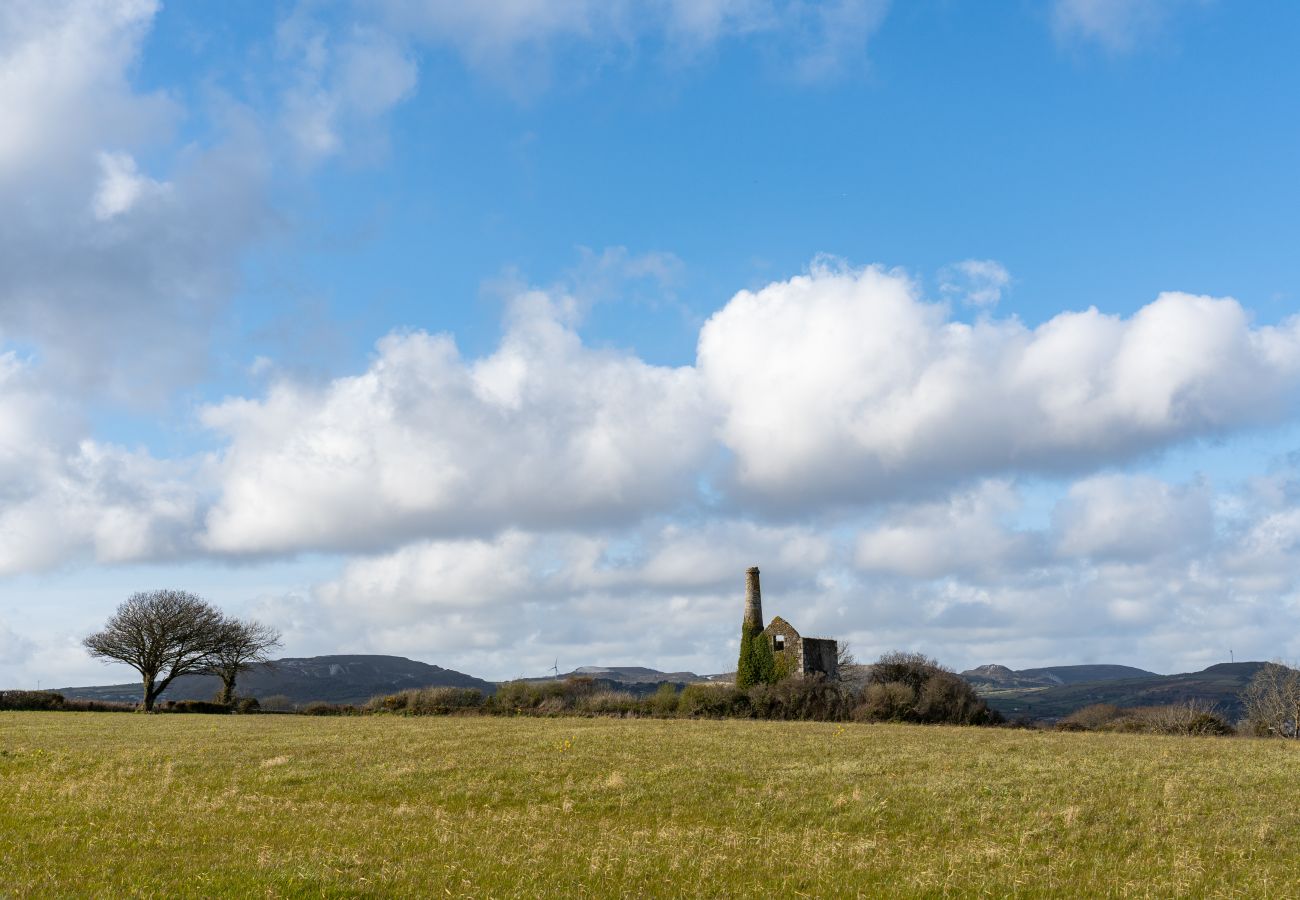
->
<box><xmin>3</xmin><ymin>713</ymin><xmax>1299</xmax><ymax>897</ymax></box>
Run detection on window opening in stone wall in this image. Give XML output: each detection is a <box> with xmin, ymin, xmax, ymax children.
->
<box><xmin>774</xmin><ymin>634</ymin><xmax>785</xmax><ymax>651</ymax></box>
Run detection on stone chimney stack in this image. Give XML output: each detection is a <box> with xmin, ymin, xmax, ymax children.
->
<box><xmin>743</xmin><ymin>566</ymin><xmax>763</xmax><ymax>630</ymax></box>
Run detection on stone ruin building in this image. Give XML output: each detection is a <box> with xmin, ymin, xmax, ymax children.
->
<box><xmin>742</xmin><ymin>566</ymin><xmax>838</xmax><ymax>680</ymax></box>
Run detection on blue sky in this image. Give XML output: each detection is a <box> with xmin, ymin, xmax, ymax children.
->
<box><xmin>2</xmin><ymin>0</ymin><xmax>1300</xmax><ymax>688</ymax></box>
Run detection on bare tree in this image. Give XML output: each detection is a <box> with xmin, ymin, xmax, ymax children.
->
<box><xmin>1241</xmin><ymin>662</ymin><xmax>1300</xmax><ymax>738</ymax></box>
<box><xmin>205</xmin><ymin>618</ymin><xmax>282</xmax><ymax>705</ymax></box>
<box><xmin>83</xmin><ymin>590</ymin><xmax>226</xmax><ymax>712</ymax></box>
<box><xmin>836</xmin><ymin>641</ymin><xmax>868</xmax><ymax>687</ymax></box>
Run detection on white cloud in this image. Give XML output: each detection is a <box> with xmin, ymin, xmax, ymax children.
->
<box><xmin>201</xmin><ymin>291</ymin><xmax>713</xmax><ymax>555</ymax></box>
<box><xmin>235</xmin><ymin>465</ymin><xmax>1300</xmax><ymax>680</ymax></box>
<box><xmin>939</xmin><ymin>259</ymin><xmax>1011</xmax><ymax>308</ymax></box>
<box><xmin>0</xmin><ymin>618</ymin><xmax>35</xmax><ymax>667</ymax></box>
<box><xmin>855</xmin><ymin>481</ymin><xmax>1041</xmax><ymax>579</ymax></box>
<box><xmin>91</xmin><ymin>151</ymin><xmax>169</xmax><ymax>220</ymax></box>
<box><xmin>0</xmin><ymin>0</ymin><xmax>270</xmax><ymax>401</ymax></box>
<box><xmin>1052</xmin><ymin>473</ymin><xmax>1213</xmax><ymax>560</ymax></box>
<box><xmin>0</xmin><ymin>353</ymin><xmax>201</xmax><ymax>575</ymax></box>
<box><xmin>0</xmin><ymin>0</ymin><xmax>169</xmax><ymax>181</ymax></box>
<box><xmin>1051</xmin><ymin>0</ymin><xmax>1208</xmax><ymax>51</ymax></box>
<box><xmin>699</xmin><ymin>261</ymin><xmax>1300</xmax><ymax>510</ymax></box>
<box><xmin>278</xmin><ymin>12</ymin><xmax>418</xmax><ymax>164</ymax></box>
<box><xmin>259</xmin><ymin>517</ymin><xmax>837</xmax><ymax>678</ymax></box>
<box><xmin>375</xmin><ymin>0</ymin><xmax>890</xmax><ymax>87</ymax></box>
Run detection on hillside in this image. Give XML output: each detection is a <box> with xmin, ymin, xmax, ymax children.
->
<box><xmin>526</xmin><ymin>665</ymin><xmax>707</xmax><ymax>695</ymax></box>
<box><xmin>977</xmin><ymin>662</ymin><xmax>1266</xmax><ymax>721</ymax></box>
<box><xmin>961</xmin><ymin>663</ymin><xmax>1157</xmax><ymax>691</ymax></box>
<box><xmin>57</xmin><ymin>655</ymin><xmax>493</xmax><ymax>707</ymax></box>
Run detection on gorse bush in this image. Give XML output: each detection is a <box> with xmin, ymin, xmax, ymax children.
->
<box><xmin>368</xmin><ymin>687</ymin><xmax>486</xmax><ymax>715</ymax></box>
<box><xmin>1057</xmin><ymin>703</ymin><xmax>1124</xmax><ymax>731</ymax></box>
<box><xmin>0</xmin><ymin>691</ymin><xmax>66</xmax><ymax>711</ymax></box>
<box><xmin>650</xmin><ymin>683</ymin><xmax>679</xmax><ymax>716</ymax></box>
<box><xmin>1057</xmin><ymin>700</ymin><xmax>1233</xmax><ymax>736</ymax></box>
<box><xmin>160</xmin><ymin>700</ymin><xmax>230</xmax><ymax>715</ymax></box>
<box><xmin>854</xmin><ymin>652</ymin><xmax>1002</xmax><ymax>726</ymax></box>
<box><xmin>577</xmin><ymin>690</ymin><xmax>640</xmax><ymax>716</ymax></box>
<box><xmin>678</xmin><ymin>683</ymin><xmax>748</xmax><ymax>718</ymax></box>
<box><xmin>0</xmin><ymin>691</ymin><xmax>133</xmax><ymax>713</ymax></box>
<box><xmin>302</xmin><ymin>702</ymin><xmax>361</xmax><ymax>716</ymax></box>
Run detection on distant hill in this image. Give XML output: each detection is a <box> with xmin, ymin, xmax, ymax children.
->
<box><xmin>57</xmin><ymin>655</ymin><xmax>494</xmax><ymax>707</ymax></box>
<box><xmin>525</xmin><ymin>665</ymin><xmax>708</xmax><ymax>695</ymax></box>
<box><xmin>961</xmin><ymin>663</ymin><xmax>1157</xmax><ymax>691</ymax></box>
<box><xmin>567</xmin><ymin>666</ymin><xmax>705</xmax><ymax>684</ymax></box>
<box><xmin>971</xmin><ymin>662</ymin><xmax>1266</xmax><ymax>721</ymax></box>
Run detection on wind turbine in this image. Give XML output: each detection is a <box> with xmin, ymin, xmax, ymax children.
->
<box><xmin>550</xmin><ymin>658</ymin><xmax>560</xmax><ymax>678</ymax></box>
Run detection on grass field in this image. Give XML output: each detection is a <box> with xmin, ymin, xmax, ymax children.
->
<box><xmin>3</xmin><ymin>713</ymin><xmax>1299</xmax><ymax>897</ymax></box>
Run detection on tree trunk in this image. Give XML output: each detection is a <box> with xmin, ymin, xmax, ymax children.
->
<box><xmin>142</xmin><ymin>677</ymin><xmax>157</xmax><ymax>712</ymax></box>
<box><xmin>218</xmin><ymin>673</ymin><xmax>237</xmax><ymax>706</ymax></box>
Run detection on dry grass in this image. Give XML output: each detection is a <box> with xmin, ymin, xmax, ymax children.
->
<box><xmin>3</xmin><ymin>713</ymin><xmax>1300</xmax><ymax>897</ymax></box>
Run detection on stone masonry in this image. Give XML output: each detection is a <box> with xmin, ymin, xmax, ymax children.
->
<box><xmin>741</xmin><ymin>567</ymin><xmax>838</xmax><ymax>680</ymax></box>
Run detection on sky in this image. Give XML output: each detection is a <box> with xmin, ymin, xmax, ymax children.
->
<box><xmin>2</xmin><ymin>0</ymin><xmax>1300</xmax><ymax>688</ymax></box>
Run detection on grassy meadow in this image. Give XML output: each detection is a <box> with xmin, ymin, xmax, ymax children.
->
<box><xmin>3</xmin><ymin>713</ymin><xmax>1299</xmax><ymax>897</ymax></box>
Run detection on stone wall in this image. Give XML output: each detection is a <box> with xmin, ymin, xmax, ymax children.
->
<box><xmin>800</xmin><ymin>638</ymin><xmax>838</xmax><ymax>680</ymax></box>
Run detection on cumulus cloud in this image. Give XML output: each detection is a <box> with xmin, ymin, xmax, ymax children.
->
<box><xmin>854</xmin><ymin>481</ymin><xmax>1042</xmax><ymax>579</ymax></box>
<box><xmin>1052</xmin><ymin>473</ymin><xmax>1214</xmax><ymax>560</ymax></box>
<box><xmin>234</xmin><ymin>465</ymin><xmax>1300</xmax><ymax>680</ymax></box>
<box><xmin>939</xmin><ymin>259</ymin><xmax>1012</xmax><ymax>308</ymax></box>
<box><xmin>201</xmin><ymin>291</ymin><xmax>712</xmax><ymax>555</ymax></box>
<box><xmin>0</xmin><ymin>0</ymin><xmax>269</xmax><ymax>401</ymax></box>
<box><xmin>259</xmin><ymin>517</ymin><xmax>837</xmax><ymax>677</ymax></box>
<box><xmin>0</xmin><ymin>353</ymin><xmax>201</xmax><ymax>574</ymax></box>
<box><xmin>699</xmin><ymin>261</ymin><xmax>1300</xmax><ymax>510</ymax></box>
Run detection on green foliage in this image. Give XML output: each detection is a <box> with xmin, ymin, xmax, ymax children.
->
<box><xmin>773</xmin><ymin>651</ymin><xmax>793</xmax><ymax>682</ymax></box>
<box><xmin>0</xmin><ymin>691</ymin><xmax>65</xmax><ymax>711</ymax></box>
<box><xmin>736</xmin><ymin>624</ymin><xmax>777</xmax><ymax>689</ymax></box>
<box><xmin>368</xmin><ymin>687</ymin><xmax>487</xmax><ymax>715</ymax></box>
<box><xmin>855</xmin><ymin>651</ymin><xmax>1002</xmax><ymax>726</ymax></box>
<box><xmin>650</xmin><ymin>683</ymin><xmax>679</xmax><ymax>716</ymax></box>
<box><xmin>159</xmin><ymin>700</ymin><xmax>230</xmax><ymax>715</ymax></box>
<box><xmin>302</xmin><ymin>702</ymin><xmax>360</xmax><ymax>716</ymax></box>
<box><xmin>677</xmin><ymin>684</ymin><xmax>748</xmax><ymax>717</ymax></box>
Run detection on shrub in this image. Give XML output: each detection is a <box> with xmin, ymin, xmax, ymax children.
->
<box><xmin>854</xmin><ymin>651</ymin><xmax>1002</xmax><ymax>726</ymax></box>
<box><xmin>302</xmin><ymin>702</ymin><xmax>357</xmax><ymax>716</ymax></box>
<box><xmin>0</xmin><ymin>690</ymin><xmax>66</xmax><ymax>711</ymax></box>
<box><xmin>160</xmin><ymin>700</ymin><xmax>230</xmax><ymax>714</ymax></box>
<box><xmin>764</xmin><ymin>675</ymin><xmax>854</xmax><ymax>721</ymax></box>
<box><xmin>379</xmin><ymin>687</ymin><xmax>486</xmax><ymax>716</ymax></box>
<box><xmin>261</xmin><ymin>695</ymin><xmax>295</xmax><ymax>712</ymax></box>
<box><xmin>235</xmin><ymin>697</ymin><xmax>261</xmax><ymax>714</ymax></box>
<box><xmin>490</xmin><ymin>680</ymin><xmax>557</xmax><ymax>712</ymax></box>
<box><xmin>1114</xmin><ymin>702</ymin><xmax>1233</xmax><ymax>736</ymax></box>
<box><xmin>60</xmin><ymin>699</ymin><xmax>133</xmax><ymax>713</ymax></box>
<box><xmin>914</xmin><ymin>671</ymin><xmax>1001</xmax><ymax>725</ymax></box>
<box><xmin>854</xmin><ymin>682</ymin><xmax>915</xmax><ymax>722</ymax></box>
<box><xmin>869</xmin><ymin>651</ymin><xmax>945</xmax><ymax>693</ymax></box>
<box><xmin>1057</xmin><ymin>704</ymin><xmax>1124</xmax><ymax>731</ymax></box>
<box><xmin>650</xmin><ymin>683</ymin><xmax>680</xmax><ymax>716</ymax></box>
<box><xmin>746</xmin><ymin>682</ymin><xmax>780</xmax><ymax>718</ymax></box>
<box><xmin>678</xmin><ymin>683</ymin><xmax>748</xmax><ymax>718</ymax></box>
<box><xmin>579</xmin><ymin>690</ymin><xmax>640</xmax><ymax>716</ymax></box>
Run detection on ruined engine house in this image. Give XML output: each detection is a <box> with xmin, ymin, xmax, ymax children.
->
<box><xmin>742</xmin><ymin>566</ymin><xmax>838</xmax><ymax>680</ymax></box>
